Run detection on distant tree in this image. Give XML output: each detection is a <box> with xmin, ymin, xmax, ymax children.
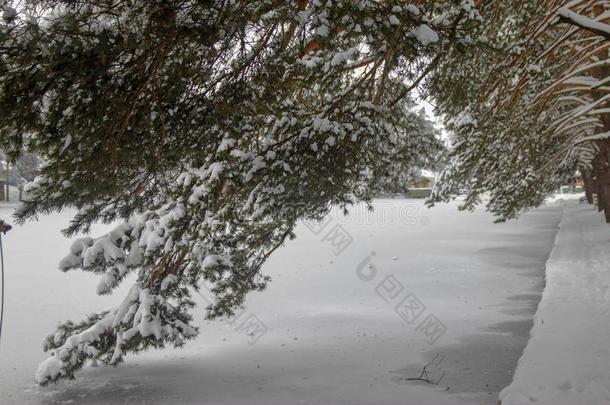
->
<box><xmin>0</xmin><ymin>0</ymin><xmax>478</xmax><ymax>383</ymax></box>
<box><xmin>373</xmin><ymin>107</ymin><xmax>444</xmax><ymax>195</ymax></box>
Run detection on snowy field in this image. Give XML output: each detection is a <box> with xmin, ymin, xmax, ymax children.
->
<box><xmin>0</xmin><ymin>199</ymin><xmax>563</xmax><ymax>405</ymax></box>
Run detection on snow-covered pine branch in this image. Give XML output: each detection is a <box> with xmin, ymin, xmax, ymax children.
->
<box><xmin>36</xmin><ymin>284</ymin><xmax>198</xmax><ymax>385</ymax></box>
<box><xmin>0</xmin><ymin>0</ymin><xmax>478</xmax><ymax>384</ymax></box>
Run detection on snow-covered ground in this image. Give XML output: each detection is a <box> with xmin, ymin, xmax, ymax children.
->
<box><xmin>0</xmin><ymin>199</ymin><xmax>563</xmax><ymax>404</ymax></box>
<box><xmin>500</xmin><ymin>201</ymin><xmax>610</xmax><ymax>405</ymax></box>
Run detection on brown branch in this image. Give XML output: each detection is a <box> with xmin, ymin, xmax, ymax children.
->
<box><xmin>169</xmin><ymin>248</ymin><xmax>189</xmax><ymax>275</ymax></box>
<box><xmin>282</xmin><ymin>0</ymin><xmax>308</xmax><ymax>49</ymax></box>
<box><xmin>117</xmin><ymin>45</ymin><xmax>168</xmax><ymax>140</ymax></box>
<box><xmin>389</xmin><ymin>53</ymin><xmax>442</xmax><ymax>108</ymax></box>
<box><xmin>148</xmin><ymin>254</ymin><xmax>169</xmax><ymax>289</ymax></box>
<box><xmin>338</xmin><ymin>57</ymin><xmax>378</xmax><ymax>72</ymax></box>
<box><xmin>147</xmin><ymin>246</ymin><xmax>190</xmax><ymax>290</ymax></box>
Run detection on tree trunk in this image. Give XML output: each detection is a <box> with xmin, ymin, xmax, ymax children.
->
<box><xmin>591</xmin><ymin>139</ymin><xmax>610</xmax><ymax>223</ymax></box>
<box><xmin>598</xmin><ymin>140</ymin><xmax>610</xmax><ymax>223</ymax></box>
<box><xmin>583</xmin><ymin>170</ymin><xmax>594</xmax><ymax>204</ymax></box>
<box><xmin>586</xmin><ymin>5</ymin><xmax>610</xmax><ymax>224</ymax></box>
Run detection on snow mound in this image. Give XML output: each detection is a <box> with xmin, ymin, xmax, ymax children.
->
<box><xmin>499</xmin><ymin>202</ymin><xmax>610</xmax><ymax>405</ymax></box>
<box><xmin>545</xmin><ymin>192</ymin><xmax>585</xmax><ymax>205</ymax></box>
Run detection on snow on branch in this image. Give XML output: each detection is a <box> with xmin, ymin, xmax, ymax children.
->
<box><xmin>577</xmin><ymin>131</ymin><xmax>610</xmax><ymax>143</ymax></box>
<box><xmin>35</xmin><ymin>284</ymin><xmax>198</xmax><ymax>385</ymax></box>
<box><xmin>556</xmin><ymin>8</ymin><xmax>610</xmax><ymax>40</ymax></box>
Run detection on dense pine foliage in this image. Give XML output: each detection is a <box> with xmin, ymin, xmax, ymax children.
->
<box><xmin>428</xmin><ymin>0</ymin><xmax>610</xmax><ymax>221</ymax></box>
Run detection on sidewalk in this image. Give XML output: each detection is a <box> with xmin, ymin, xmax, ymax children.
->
<box><xmin>500</xmin><ymin>201</ymin><xmax>610</xmax><ymax>404</ymax></box>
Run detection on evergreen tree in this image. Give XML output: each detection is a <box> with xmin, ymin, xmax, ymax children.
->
<box><xmin>0</xmin><ymin>0</ymin><xmax>478</xmax><ymax>384</ymax></box>
<box><xmin>427</xmin><ymin>1</ymin><xmax>610</xmax><ymax>221</ymax></box>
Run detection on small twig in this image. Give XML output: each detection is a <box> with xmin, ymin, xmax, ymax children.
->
<box><xmin>405</xmin><ymin>353</ymin><xmax>445</xmax><ymax>385</ymax></box>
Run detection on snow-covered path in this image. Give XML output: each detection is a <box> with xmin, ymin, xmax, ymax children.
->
<box><xmin>0</xmin><ymin>199</ymin><xmax>562</xmax><ymax>405</ymax></box>
<box><xmin>500</xmin><ymin>201</ymin><xmax>610</xmax><ymax>405</ymax></box>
